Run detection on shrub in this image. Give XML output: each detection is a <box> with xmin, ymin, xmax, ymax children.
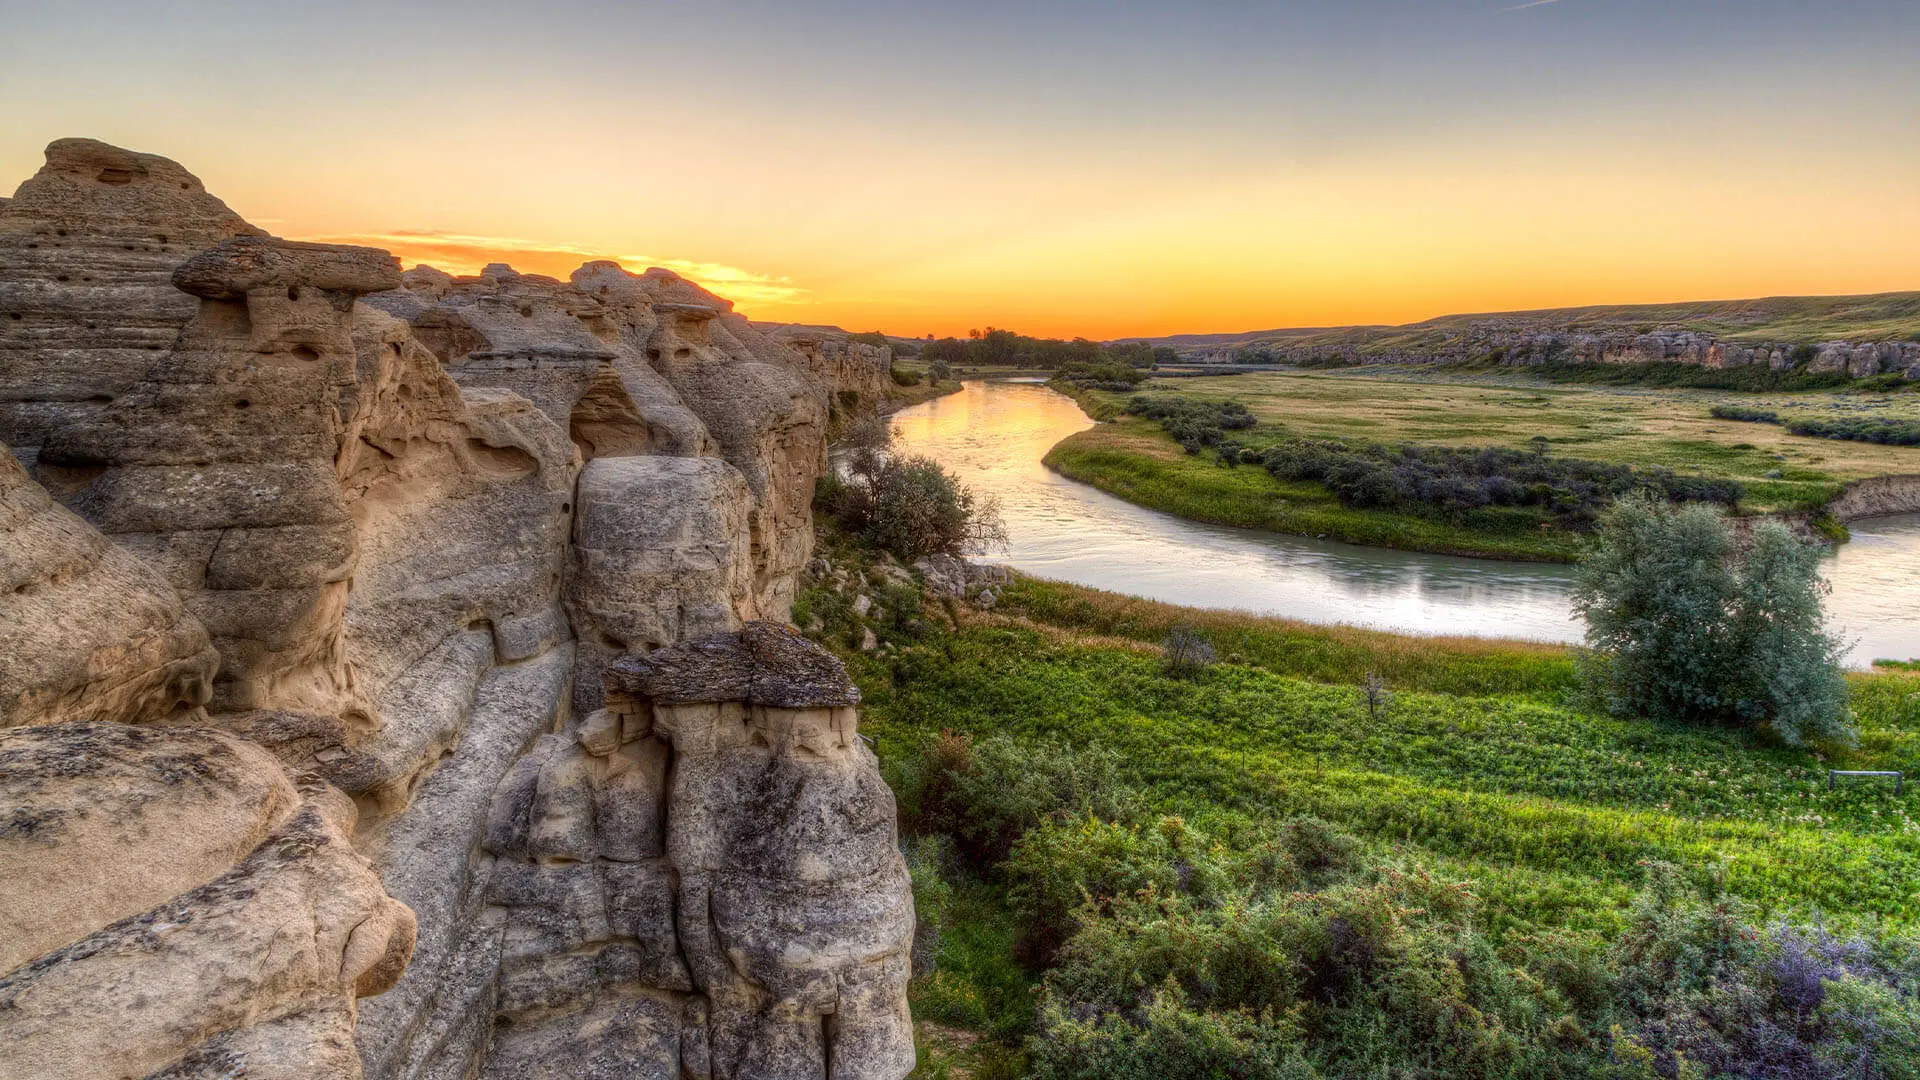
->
<box><xmin>928</xmin><ymin>357</ymin><xmax>954</xmax><ymax>383</ymax></box>
<box><xmin>829</xmin><ymin>452</ymin><xmax>1006</xmax><ymax>561</ymax></box>
<box><xmin>1030</xmin><ymin>985</ymin><xmax>1317</xmax><ymax>1080</ymax></box>
<box><xmin>1056</xmin><ymin>361</ymin><xmax>1147</xmax><ymax>391</ymax></box>
<box><xmin>1359</xmin><ymin>672</ymin><xmax>1392</xmax><ymax>721</ymax></box>
<box><xmin>1572</xmin><ymin>497</ymin><xmax>1851</xmax><ymax>744</ymax></box>
<box><xmin>890</xmin><ymin>365</ymin><xmax>922</xmax><ymax>386</ymax></box>
<box><xmin>1537</xmin><ymin>361</ymin><xmax>1854</xmax><ymax>392</ymax></box>
<box><xmin>1125</xmin><ymin>395</ymin><xmax>1256</xmax><ymax>455</ymax></box>
<box><xmin>1161</xmin><ymin>626</ymin><xmax>1216</xmax><ymax>678</ymax></box>
<box><xmin>887</xmin><ymin>732</ymin><xmax>1137</xmax><ymax>867</ymax></box>
<box><xmin>1711</xmin><ymin>405</ymin><xmax>1781</xmax><ymax>423</ymax></box>
<box><xmin>1259</xmin><ymin>437</ymin><xmax>1741</xmax><ymax>528</ymax></box>
<box><xmin>1785</xmin><ymin>417</ymin><xmax>1920</xmax><ymax>446</ymax></box>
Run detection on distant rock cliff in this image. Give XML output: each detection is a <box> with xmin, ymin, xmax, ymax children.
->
<box><xmin>0</xmin><ymin>138</ymin><xmax>909</xmax><ymax>1080</ymax></box>
<box><xmin>1154</xmin><ymin>294</ymin><xmax>1920</xmax><ymax>380</ymax></box>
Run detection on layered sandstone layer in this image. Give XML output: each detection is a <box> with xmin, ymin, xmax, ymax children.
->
<box><xmin>0</xmin><ymin>138</ymin><xmax>909</xmax><ymax>1080</ymax></box>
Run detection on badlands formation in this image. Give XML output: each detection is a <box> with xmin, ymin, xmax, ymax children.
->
<box><xmin>0</xmin><ymin>139</ymin><xmax>911</xmax><ymax>1079</ymax></box>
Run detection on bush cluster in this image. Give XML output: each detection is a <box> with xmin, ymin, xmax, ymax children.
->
<box><xmin>1123</xmin><ymin>395</ymin><xmax>1255</xmax><ymax>453</ymax></box>
<box><xmin>888</xmin><ymin>732</ymin><xmax>1920</xmax><ymax>1079</ymax></box>
<box><xmin>817</xmin><ymin>450</ymin><xmax>1006</xmax><ymax>561</ymax></box>
<box><xmin>1710</xmin><ymin>404</ymin><xmax>1781</xmax><ymax>423</ymax></box>
<box><xmin>1537</xmin><ymin>361</ymin><xmax>1856</xmax><ymax>392</ymax></box>
<box><xmin>1261</xmin><ymin>438</ymin><xmax>1742</xmax><ymax>527</ymax></box>
<box><xmin>1786</xmin><ymin>416</ymin><xmax>1920</xmax><ymax>446</ymax></box>
<box><xmin>1056</xmin><ymin>361</ymin><xmax>1148</xmax><ymax>392</ymax></box>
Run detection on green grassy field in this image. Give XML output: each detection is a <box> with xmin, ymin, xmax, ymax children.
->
<box><xmin>1044</xmin><ymin>369</ymin><xmax>1920</xmax><ymax>560</ymax></box>
<box><xmin>797</xmin><ymin>564</ymin><xmax>1920</xmax><ymax>1076</ymax></box>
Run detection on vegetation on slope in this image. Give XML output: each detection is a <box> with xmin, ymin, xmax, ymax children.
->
<box><xmin>794</xmin><ymin>541</ymin><xmax>1920</xmax><ymax>1078</ymax></box>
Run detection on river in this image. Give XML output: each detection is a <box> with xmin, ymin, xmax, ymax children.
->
<box><xmin>888</xmin><ymin>380</ymin><xmax>1920</xmax><ymax>668</ymax></box>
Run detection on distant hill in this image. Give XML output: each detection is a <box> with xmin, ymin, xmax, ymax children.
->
<box><xmin>1123</xmin><ymin>291</ymin><xmax>1920</xmax><ymax>357</ymax></box>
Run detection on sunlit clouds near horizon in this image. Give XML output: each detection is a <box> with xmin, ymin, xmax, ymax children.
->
<box><xmin>2</xmin><ymin>0</ymin><xmax>1916</xmax><ymax>338</ymax></box>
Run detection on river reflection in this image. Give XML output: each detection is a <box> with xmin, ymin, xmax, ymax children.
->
<box><xmin>890</xmin><ymin>381</ymin><xmax>1920</xmax><ymax>668</ymax></box>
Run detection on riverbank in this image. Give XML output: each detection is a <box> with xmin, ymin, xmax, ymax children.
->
<box><xmin>1044</xmin><ymin>409</ymin><xmax>1588</xmax><ymax>560</ymax></box>
<box><xmin>881</xmin><ymin>376</ymin><xmax>965</xmax><ymax>413</ymax></box>
<box><xmin>1044</xmin><ymin>369</ymin><xmax>1920</xmax><ymax>562</ymax></box>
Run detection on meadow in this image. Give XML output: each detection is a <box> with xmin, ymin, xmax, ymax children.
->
<box><xmin>1045</xmin><ymin>369</ymin><xmax>1920</xmax><ymax>560</ymax></box>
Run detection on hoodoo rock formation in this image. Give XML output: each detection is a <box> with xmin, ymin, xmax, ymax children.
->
<box><xmin>0</xmin><ymin>138</ymin><xmax>908</xmax><ymax>1080</ymax></box>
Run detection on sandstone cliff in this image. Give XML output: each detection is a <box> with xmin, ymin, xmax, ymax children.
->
<box><xmin>0</xmin><ymin>139</ymin><xmax>911</xmax><ymax>1080</ymax></box>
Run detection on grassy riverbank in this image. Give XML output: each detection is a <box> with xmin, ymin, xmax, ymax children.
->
<box><xmin>796</xmin><ymin>555</ymin><xmax>1920</xmax><ymax>1076</ymax></box>
<box><xmin>1044</xmin><ymin>370</ymin><xmax>1920</xmax><ymax>561</ymax></box>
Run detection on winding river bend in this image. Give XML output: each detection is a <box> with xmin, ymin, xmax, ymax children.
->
<box><xmin>891</xmin><ymin>380</ymin><xmax>1920</xmax><ymax>669</ymax></box>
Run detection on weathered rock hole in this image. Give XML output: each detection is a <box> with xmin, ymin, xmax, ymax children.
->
<box><xmin>562</xmin><ymin>502</ymin><xmax>572</xmax><ymax>514</ymax></box>
<box><xmin>293</xmin><ymin>345</ymin><xmax>321</xmax><ymax>362</ymax></box>
<box><xmin>287</xmin><ymin>286</ymin><xmax>300</xmax><ymax>302</ymax></box>
<box><xmin>7</xmin><ymin>313</ymin><xmax>20</xmax><ymax>321</ymax></box>
<box><xmin>235</xmin><ymin>399</ymin><xmax>250</xmax><ymax>409</ymax></box>
<box><xmin>518</xmin><ymin>305</ymin><xmax>533</xmax><ymax>317</ymax></box>
<box><xmin>95</xmin><ymin>167</ymin><xmax>137</xmax><ymax>185</ymax></box>
<box><xmin>55</xmin><ymin>229</ymin><xmax>67</xmax><ymax>237</ymax></box>
<box><xmin>55</xmin><ymin>275</ymin><xmax>70</xmax><ymax>283</ymax></box>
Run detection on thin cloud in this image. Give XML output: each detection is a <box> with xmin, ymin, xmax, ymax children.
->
<box><xmin>1501</xmin><ymin>0</ymin><xmax>1562</xmax><ymax>9</ymax></box>
<box><xmin>293</xmin><ymin>230</ymin><xmax>807</xmax><ymax>305</ymax></box>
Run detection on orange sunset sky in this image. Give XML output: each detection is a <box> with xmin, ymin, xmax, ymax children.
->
<box><xmin>3</xmin><ymin>1</ymin><xmax>1916</xmax><ymax>340</ymax></box>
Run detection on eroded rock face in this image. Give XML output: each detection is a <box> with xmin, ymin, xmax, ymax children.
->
<box><xmin>0</xmin><ymin>138</ymin><xmax>263</xmax><ymax>467</ymax></box>
<box><xmin>472</xmin><ymin>624</ymin><xmax>915</xmax><ymax>1080</ymax></box>
<box><xmin>1</xmin><ymin>443</ymin><xmax>216</xmax><ymax>728</ymax></box>
<box><xmin>0</xmin><ymin>723</ymin><xmax>416</xmax><ymax>1080</ymax></box>
<box><xmin>568</xmin><ymin>455</ymin><xmax>756</xmax><ymax>716</ymax></box>
<box><xmin>372</xmin><ymin>258</ymin><xmax>838</xmax><ymax>623</ymax></box>
<box><xmin>0</xmin><ymin>138</ymin><xmax>911</xmax><ymax>1080</ymax></box>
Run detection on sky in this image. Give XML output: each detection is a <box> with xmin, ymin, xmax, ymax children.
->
<box><xmin>2</xmin><ymin>0</ymin><xmax>1916</xmax><ymax>339</ymax></box>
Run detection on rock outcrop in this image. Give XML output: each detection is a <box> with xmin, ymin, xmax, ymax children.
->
<box><xmin>0</xmin><ymin>138</ymin><xmax>911</xmax><ymax>1080</ymax></box>
<box><xmin>1</xmin><ymin>443</ymin><xmax>216</xmax><ymax>728</ymax></box>
<box><xmin>0</xmin><ymin>723</ymin><xmax>416</xmax><ymax>1080</ymax></box>
<box><xmin>472</xmin><ymin>624</ymin><xmax>914</xmax><ymax>1080</ymax></box>
<box><xmin>0</xmin><ymin>138</ymin><xmax>262</xmax><ymax>468</ymax></box>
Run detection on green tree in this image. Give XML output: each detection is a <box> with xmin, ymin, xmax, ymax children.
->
<box><xmin>1573</xmin><ymin>496</ymin><xmax>1851</xmax><ymax>744</ymax></box>
<box><xmin>1727</xmin><ymin>522</ymin><xmax>1851</xmax><ymax>744</ymax></box>
<box><xmin>927</xmin><ymin>357</ymin><xmax>954</xmax><ymax>383</ymax></box>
